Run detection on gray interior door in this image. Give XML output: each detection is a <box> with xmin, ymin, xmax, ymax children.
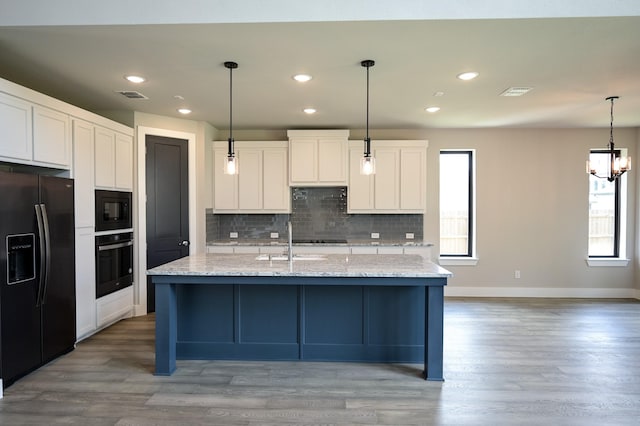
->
<box><xmin>146</xmin><ymin>135</ymin><xmax>189</xmax><ymax>313</ymax></box>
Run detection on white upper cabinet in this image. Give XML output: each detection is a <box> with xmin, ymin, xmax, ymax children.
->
<box><xmin>212</xmin><ymin>141</ymin><xmax>290</xmax><ymax>213</ymax></box>
<box><xmin>288</xmin><ymin>130</ymin><xmax>348</xmax><ymax>186</ymax></box>
<box><xmin>0</xmin><ymin>92</ymin><xmax>32</xmax><ymax>162</ymax></box>
<box><xmin>348</xmin><ymin>140</ymin><xmax>427</xmax><ymax>213</ymax></box>
<box><xmin>32</xmin><ymin>105</ymin><xmax>71</xmax><ymax>167</ymax></box>
<box><xmin>72</xmin><ymin>119</ymin><xmax>95</xmax><ymax>228</ymax></box>
<box><xmin>115</xmin><ymin>132</ymin><xmax>133</xmax><ymax>190</ymax></box>
<box><xmin>94</xmin><ymin>126</ymin><xmax>133</xmax><ymax>191</ymax></box>
<box><xmin>0</xmin><ymin>92</ymin><xmax>71</xmax><ymax>169</ymax></box>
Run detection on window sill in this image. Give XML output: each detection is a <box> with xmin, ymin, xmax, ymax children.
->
<box><xmin>439</xmin><ymin>257</ymin><xmax>479</xmax><ymax>266</ymax></box>
<box><xmin>586</xmin><ymin>258</ymin><xmax>630</xmax><ymax>267</ymax></box>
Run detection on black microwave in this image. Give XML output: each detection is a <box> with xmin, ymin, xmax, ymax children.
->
<box><xmin>95</xmin><ymin>190</ymin><xmax>132</xmax><ymax>231</ymax></box>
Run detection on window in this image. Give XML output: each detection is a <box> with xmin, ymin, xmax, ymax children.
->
<box><xmin>440</xmin><ymin>150</ymin><xmax>474</xmax><ymax>257</ymax></box>
<box><xmin>588</xmin><ymin>150</ymin><xmax>622</xmax><ymax>257</ymax></box>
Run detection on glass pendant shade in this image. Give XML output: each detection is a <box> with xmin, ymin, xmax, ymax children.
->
<box><xmin>224</xmin><ymin>154</ymin><xmax>237</xmax><ymax>175</ymax></box>
<box><xmin>360</xmin><ymin>156</ymin><xmax>375</xmax><ymax>175</ymax></box>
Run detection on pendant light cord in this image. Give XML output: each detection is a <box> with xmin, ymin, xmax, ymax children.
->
<box><xmin>366</xmin><ymin>64</ymin><xmax>370</xmax><ymax>142</ymax></box>
<box><xmin>224</xmin><ymin>61</ymin><xmax>238</xmax><ymax>156</ymax></box>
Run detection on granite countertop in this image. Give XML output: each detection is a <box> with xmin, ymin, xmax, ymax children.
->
<box><xmin>206</xmin><ymin>241</ymin><xmax>434</xmax><ymax>247</ymax></box>
<box><xmin>147</xmin><ymin>253</ymin><xmax>451</xmax><ymax>278</ymax></box>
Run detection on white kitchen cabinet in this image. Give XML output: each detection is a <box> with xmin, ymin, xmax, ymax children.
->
<box><xmin>94</xmin><ymin>126</ymin><xmax>133</xmax><ymax>191</ymax></box>
<box><xmin>75</xmin><ymin>226</ymin><xmax>96</xmax><ymax>341</ymax></box>
<box><xmin>0</xmin><ymin>93</ymin><xmax>71</xmax><ymax>169</ymax></box>
<box><xmin>288</xmin><ymin>130</ymin><xmax>349</xmax><ymax>186</ymax></box>
<box><xmin>348</xmin><ymin>140</ymin><xmax>427</xmax><ymax>213</ymax></box>
<box><xmin>72</xmin><ymin>119</ymin><xmax>95</xmax><ymax>228</ymax></box>
<box><xmin>0</xmin><ymin>92</ymin><xmax>32</xmax><ymax>162</ymax></box>
<box><xmin>96</xmin><ymin>286</ymin><xmax>133</xmax><ymax>329</ymax></box>
<box><xmin>115</xmin><ymin>133</ymin><xmax>133</xmax><ymax>190</ymax></box>
<box><xmin>212</xmin><ymin>141</ymin><xmax>290</xmax><ymax>213</ymax></box>
<box><xmin>32</xmin><ymin>105</ymin><xmax>71</xmax><ymax>168</ymax></box>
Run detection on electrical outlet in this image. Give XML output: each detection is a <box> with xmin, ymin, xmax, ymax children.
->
<box><xmin>515</xmin><ymin>270</ymin><xmax>521</xmax><ymax>279</ymax></box>
<box><xmin>270</xmin><ymin>232</ymin><xmax>279</xmax><ymax>239</ymax></box>
<box><xmin>405</xmin><ymin>233</ymin><xmax>415</xmax><ymax>240</ymax></box>
<box><xmin>371</xmin><ymin>232</ymin><xmax>380</xmax><ymax>239</ymax></box>
<box><xmin>229</xmin><ymin>232</ymin><xmax>238</xmax><ymax>239</ymax></box>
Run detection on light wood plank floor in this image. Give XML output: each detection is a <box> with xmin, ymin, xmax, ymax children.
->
<box><xmin>1</xmin><ymin>298</ymin><xmax>639</xmax><ymax>425</ymax></box>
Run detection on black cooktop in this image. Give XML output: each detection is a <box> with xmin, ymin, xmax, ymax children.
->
<box><xmin>292</xmin><ymin>239</ymin><xmax>348</xmax><ymax>244</ymax></box>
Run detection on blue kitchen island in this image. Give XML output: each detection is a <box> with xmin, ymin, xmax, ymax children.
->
<box><xmin>147</xmin><ymin>253</ymin><xmax>452</xmax><ymax>381</ymax></box>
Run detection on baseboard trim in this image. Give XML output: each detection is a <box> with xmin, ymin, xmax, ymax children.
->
<box><xmin>444</xmin><ymin>286</ymin><xmax>636</xmax><ymax>299</ymax></box>
<box><xmin>133</xmin><ymin>304</ymin><xmax>147</xmax><ymax>317</ymax></box>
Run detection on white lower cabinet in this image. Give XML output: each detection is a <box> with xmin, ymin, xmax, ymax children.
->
<box><xmin>75</xmin><ymin>226</ymin><xmax>96</xmax><ymax>341</ymax></box>
<box><xmin>96</xmin><ymin>286</ymin><xmax>134</xmax><ymax>329</ymax></box>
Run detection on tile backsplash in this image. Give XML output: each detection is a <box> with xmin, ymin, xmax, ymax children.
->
<box><xmin>207</xmin><ymin>187</ymin><xmax>423</xmax><ymax>244</ymax></box>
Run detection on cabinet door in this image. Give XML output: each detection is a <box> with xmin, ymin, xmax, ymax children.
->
<box><xmin>213</xmin><ymin>148</ymin><xmax>238</xmax><ymax>210</ymax></box>
<box><xmin>373</xmin><ymin>148</ymin><xmax>400</xmax><ymax>210</ymax></box>
<box><xmin>318</xmin><ymin>138</ymin><xmax>346</xmax><ymax>183</ymax></box>
<box><xmin>94</xmin><ymin>127</ymin><xmax>116</xmax><ymax>188</ymax></box>
<box><xmin>238</xmin><ymin>149</ymin><xmax>263</xmax><ymax>210</ymax></box>
<box><xmin>348</xmin><ymin>146</ymin><xmax>373</xmax><ymax>211</ymax></box>
<box><xmin>115</xmin><ymin>133</ymin><xmax>133</xmax><ymax>190</ymax></box>
<box><xmin>0</xmin><ymin>92</ymin><xmax>32</xmax><ymax>161</ymax></box>
<box><xmin>32</xmin><ymin>105</ymin><xmax>71</xmax><ymax>168</ymax></box>
<box><xmin>263</xmin><ymin>148</ymin><xmax>290</xmax><ymax>211</ymax></box>
<box><xmin>400</xmin><ymin>147</ymin><xmax>426</xmax><ymax>211</ymax></box>
<box><xmin>289</xmin><ymin>138</ymin><xmax>317</xmax><ymax>183</ymax></box>
<box><xmin>72</xmin><ymin>120</ymin><xmax>95</xmax><ymax>228</ymax></box>
<box><xmin>75</xmin><ymin>226</ymin><xmax>96</xmax><ymax>340</ymax></box>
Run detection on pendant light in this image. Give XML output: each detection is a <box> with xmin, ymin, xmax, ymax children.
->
<box><xmin>586</xmin><ymin>96</ymin><xmax>631</xmax><ymax>182</ymax></box>
<box><xmin>224</xmin><ymin>61</ymin><xmax>238</xmax><ymax>175</ymax></box>
<box><xmin>360</xmin><ymin>59</ymin><xmax>376</xmax><ymax>175</ymax></box>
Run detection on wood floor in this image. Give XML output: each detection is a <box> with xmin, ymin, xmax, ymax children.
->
<box><xmin>1</xmin><ymin>297</ymin><xmax>639</xmax><ymax>425</ymax></box>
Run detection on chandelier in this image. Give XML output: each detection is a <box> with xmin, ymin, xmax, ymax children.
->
<box><xmin>586</xmin><ymin>96</ymin><xmax>631</xmax><ymax>182</ymax></box>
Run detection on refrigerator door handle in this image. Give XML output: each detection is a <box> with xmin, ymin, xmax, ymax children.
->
<box><xmin>35</xmin><ymin>204</ymin><xmax>46</xmax><ymax>307</ymax></box>
<box><xmin>40</xmin><ymin>204</ymin><xmax>52</xmax><ymax>305</ymax></box>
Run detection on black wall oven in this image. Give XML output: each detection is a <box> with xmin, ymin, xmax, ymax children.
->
<box><xmin>95</xmin><ymin>232</ymin><xmax>133</xmax><ymax>298</ymax></box>
<box><xmin>95</xmin><ymin>190</ymin><xmax>132</xmax><ymax>232</ymax></box>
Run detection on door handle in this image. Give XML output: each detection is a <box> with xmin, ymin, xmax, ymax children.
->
<box><xmin>179</xmin><ymin>240</ymin><xmax>190</xmax><ymax>247</ymax></box>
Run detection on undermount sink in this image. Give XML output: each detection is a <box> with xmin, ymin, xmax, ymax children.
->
<box><xmin>255</xmin><ymin>254</ymin><xmax>327</xmax><ymax>261</ymax></box>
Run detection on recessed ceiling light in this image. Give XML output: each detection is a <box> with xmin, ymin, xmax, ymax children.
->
<box><xmin>425</xmin><ymin>106</ymin><xmax>440</xmax><ymax>113</ymax></box>
<box><xmin>457</xmin><ymin>71</ymin><xmax>479</xmax><ymax>81</ymax></box>
<box><xmin>433</xmin><ymin>91</ymin><xmax>445</xmax><ymax>97</ymax></box>
<box><xmin>177</xmin><ymin>108</ymin><xmax>192</xmax><ymax>115</ymax></box>
<box><xmin>303</xmin><ymin>108</ymin><xmax>317</xmax><ymax>114</ymax></box>
<box><xmin>124</xmin><ymin>75</ymin><xmax>146</xmax><ymax>84</ymax></box>
<box><xmin>293</xmin><ymin>74</ymin><xmax>312</xmax><ymax>82</ymax></box>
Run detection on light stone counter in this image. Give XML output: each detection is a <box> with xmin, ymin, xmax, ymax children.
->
<box><xmin>147</xmin><ymin>253</ymin><xmax>451</xmax><ymax>278</ymax></box>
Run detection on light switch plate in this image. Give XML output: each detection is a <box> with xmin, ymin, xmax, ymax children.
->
<box><xmin>371</xmin><ymin>232</ymin><xmax>380</xmax><ymax>239</ymax></box>
<box><xmin>405</xmin><ymin>233</ymin><xmax>415</xmax><ymax>240</ymax></box>
<box><xmin>270</xmin><ymin>232</ymin><xmax>279</xmax><ymax>239</ymax></box>
<box><xmin>229</xmin><ymin>232</ymin><xmax>238</xmax><ymax>239</ymax></box>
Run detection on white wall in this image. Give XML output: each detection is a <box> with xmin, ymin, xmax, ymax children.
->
<box><xmin>222</xmin><ymin>126</ymin><xmax>639</xmax><ymax>298</ymax></box>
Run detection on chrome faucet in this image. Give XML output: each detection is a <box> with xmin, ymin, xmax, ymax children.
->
<box><xmin>287</xmin><ymin>221</ymin><xmax>293</xmax><ymax>261</ymax></box>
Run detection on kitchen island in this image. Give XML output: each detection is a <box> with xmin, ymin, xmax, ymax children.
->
<box><xmin>148</xmin><ymin>253</ymin><xmax>452</xmax><ymax>381</ymax></box>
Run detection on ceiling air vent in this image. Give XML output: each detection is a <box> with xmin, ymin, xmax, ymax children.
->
<box><xmin>116</xmin><ymin>90</ymin><xmax>148</xmax><ymax>99</ymax></box>
<box><xmin>500</xmin><ymin>87</ymin><xmax>533</xmax><ymax>97</ymax></box>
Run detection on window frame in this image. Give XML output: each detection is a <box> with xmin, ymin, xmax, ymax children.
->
<box><xmin>439</xmin><ymin>150</ymin><xmax>475</xmax><ymax>259</ymax></box>
<box><xmin>587</xmin><ymin>149</ymin><xmax>622</xmax><ymax>259</ymax></box>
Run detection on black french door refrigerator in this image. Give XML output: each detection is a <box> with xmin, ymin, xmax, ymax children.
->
<box><xmin>0</xmin><ymin>170</ymin><xmax>76</xmax><ymax>388</ymax></box>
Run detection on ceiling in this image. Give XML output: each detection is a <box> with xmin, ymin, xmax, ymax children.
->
<box><xmin>1</xmin><ymin>16</ymin><xmax>640</xmax><ymax>130</ymax></box>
